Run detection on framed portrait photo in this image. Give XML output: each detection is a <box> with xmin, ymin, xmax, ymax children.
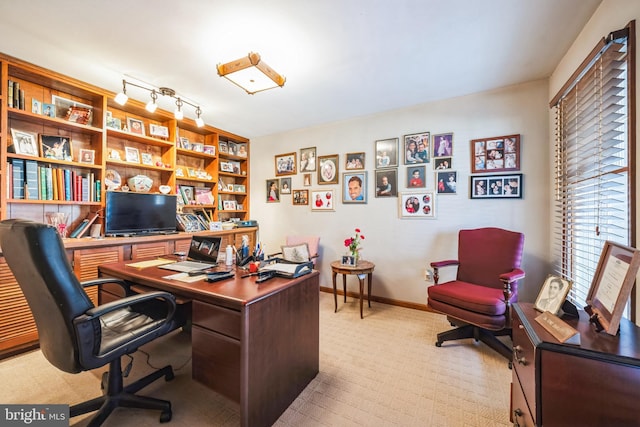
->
<box><xmin>398</xmin><ymin>191</ymin><xmax>436</xmax><ymax>219</ymax></box>
<box><xmin>434</xmin><ymin>157</ymin><xmax>452</xmax><ymax>170</ymax></box>
<box><xmin>300</xmin><ymin>146</ymin><xmax>317</xmax><ymax>172</ymax></box>
<box><xmin>125</xmin><ymin>146</ymin><xmax>140</xmax><ymax>163</ymax></box>
<box><xmin>141</xmin><ymin>152</ymin><xmax>153</xmax><ymax>166</ymax></box>
<box><xmin>280</xmin><ymin>177</ymin><xmax>291</xmax><ymax>194</ymax></box>
<box><xmin>293</xmin><ymin>189</ymin><xmax>309</xmax><ymax>206</ymax></box>
<box><xmin>375</xmin><ymin>168</ymin><xmax>397</xmax><ymax>197</ymax></box>
<box><xmin>303</xmin><ymin>173</ymin><xmax>312</xmax><ymax>187</ymax></box>
<box><xmin>470</xmin><ymin>173</ymin><xmax>523</xmax><ymax>199</ymax></box>
<box><xmin>375</xmin><ymin>138</ymin><xmax>398</xmax><ymax>168</ymax></box>
<box><xmin>471</xmin><ymin>134</ymin><xmax>520</xmax><ymax>173</ymax></box>
<box><xmin>275</xmin><ymin>152</ymin><xmax>297</xmax><ymax>176</ymax></box>
<box><xmin>407</xmin><ymin>165</ymin><xmax>426</xmax><ymax>188</ymax></box>
<box><xmin>318</xmin><ymin>154</ymin><xmax>339</xmax><ymax>185</ymax></box>
<box><xmin>11</xmin><ymin>129</ymin><xmax>39</xmax><ymax>157</ymax></box>
<box><xmin>40</xmin><ymin>135</ymin><xmax>72</xmax><ymax>161</ymax></box>
<box><xmin>267</xmin><ymin>179</ymin><xmax>280</xmax><ymax>203</ymax></box>
<box><xmin>433</xmin><ymin>133</ymin><xmax>454</xmax><ymax>158</ymax></box>
<box><xmin>343</xmin><ymin>171</ymin><xmax>367</xmax><ymax>204</ymax></box>
<box><xmin>149</xmin><ymin>124</ymin><xmax>169</xmax><ymax>139</ymax></box>
<box><xmin>127</xmin><ymin>117</ymin><xmax>145</xmax><ymax>136</ymax></box>
<box><xmin>404</xmin><ymin>132</ymin><xmax>430</xmax><ymax>164</ymax></box>
<box><xmin>436</xmin><ymin>171</ymin><xmax>457</xmax><ymax>194</ymax></box>
<box><xmin>345</xmin><ymin>152</ymin><xmax>365</xmax><ymax>170</ymax></box>
<box><xmin>52</xmin><ymin>95</ymin><xmax>93</xmax><ymax>125</ymax></box>
<box><xmin>534</xmin><ymin>275</ymin><xmax>572</xmax><ymax>315</ymax></box>
<box><xmin>311</xmin><ymin>189</ymin><xmax>335</xmax><ymax>211</ymax></box>
<box><xmin>78</xmin><ymin>148</ymin><xmax>95</xmax><ymax>164</ymax></box>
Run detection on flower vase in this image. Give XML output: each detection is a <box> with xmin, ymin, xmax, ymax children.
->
<box><xmin>351</xmin><ymin>251</ymin><xmax>359</xmax><ymax>265</ymax></box>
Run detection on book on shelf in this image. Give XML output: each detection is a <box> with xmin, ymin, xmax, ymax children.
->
<box><xmin>12</xmin><ymin>81</ymin><xmax>19</xmax><ymax>108</ymax></box>
<box><xmin>11</xmin><ymin>159</ymin><xmax>25</xmax><ymax>199</ymax></box>
<box><xmin>7</xmin><ymin>80</ymin><xmax>13</xmax><ymax>108</ymax></box>
<box><xmin>24</xmin><ymin>160</ymin><xmax>39</xmax><ymax>200</ymax></box>
<box><xmin>69</xmin><ymin>211</ymin><xmax>99</xmax><ymax>239</ymax></box>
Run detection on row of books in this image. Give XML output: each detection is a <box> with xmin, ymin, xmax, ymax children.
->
<box><xmin>7</xmin><ymin>80</ymin><xmax>25</xmax><ymax>110</ymax></box>
<box><xmin>8</xmin><ymin>159</ymin><xmax>101</xmax><ymax>202</ymax></box>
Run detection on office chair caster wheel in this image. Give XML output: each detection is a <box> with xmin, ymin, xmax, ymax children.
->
<box><xmin>435</xmin><ymin>341</ymin><xmax>442</xmax><ymax>347</ymax></box>
<box><xmin>160</xmin><ymin>409</ymin><xmax>172</xmax><ymax>423</ymax></box>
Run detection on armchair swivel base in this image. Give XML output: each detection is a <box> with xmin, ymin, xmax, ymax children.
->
<box><xmin>71</xmin><ymin>357</ymin><xmax>174</xmax><ymax>426</ymax></box>
<box><xmin>435</xmin><ymin>318</ymin><xmax>512</xmax><ymax>361</ymax></box>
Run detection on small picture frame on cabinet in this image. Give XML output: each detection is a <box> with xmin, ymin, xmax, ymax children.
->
<box><xmin>11</xmin><ymin>129</ymin><xmax>39</xmax><ymax>156</ymax></box>
<box><xmin>40</xmin><ymin>135</ymin><xmax>72</xmax><ymax>161</ymax></box>
<box><xmin>127</xmin><ymin>118</ymin><xmax>145</xmax><ymax>136</ymax></box>
<box><xmin>78</xmin><ymin>148</ymin><xmax>95</xmax><ymax>164</ymax></box>
<box><xmin>534</xmin><ymin>275</ymin><xmax>572</xmax><ymax>315</ymax></box>
<box><xmin>125</xmin><ymin>146</ymin><xmax>140</xmax><ymax>163</ymax></box>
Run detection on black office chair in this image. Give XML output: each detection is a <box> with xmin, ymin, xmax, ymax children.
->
<box><xmin>0</xmin><ymin>219</ymin><xmax>185</xmax><ymax>426</ymax></box>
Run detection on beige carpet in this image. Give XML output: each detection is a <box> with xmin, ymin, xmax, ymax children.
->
<box><xmin>0</xmin><ymin>292</ymin><xmax>512</xmax><ymax>426</ymax></box>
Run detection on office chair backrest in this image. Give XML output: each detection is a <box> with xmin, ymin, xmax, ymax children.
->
<box><xmin>456</xmin><ymin>227</ymin><xmax>524</xmax><ymax>289</ymax></box>
<box><xmin>285</xmin><ymin>236</ymin><xmax>320</xmax><ymax>265</ymax></box>
<box><xmin>0</xmin><ymin>219</ymin><xmax>92</xmax><ymax>374</ymax></box>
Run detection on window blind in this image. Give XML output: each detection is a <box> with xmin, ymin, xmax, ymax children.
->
<box><xmin>551</xmin><ymin>24</ymin><xmax>634</xmax><ymax>309</ymax></box>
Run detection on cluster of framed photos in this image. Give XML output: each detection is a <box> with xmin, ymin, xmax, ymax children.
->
<box><xmin>105</xmin><ymin>111</ymin><xmax>171</xmax><ymax>140</ymax></box>
<box><xmin>10</xmin><ymin>128</ymin><xmax>95</xmax><ymax>164</ymax></box>
<box><xmin>175</xmin><ymin>166</ymin><xmax>212</xmax><ymax>181</ymax></box>
<box><xmin>29</xmin><ymin>95</ymin><xmax>93</xmax><ymax>126</ymax></box>
<box><xmin>177</xmin><ymin>185</ymin><xmax>214</xmax><ymax>205</ymax></box>
<box><xmin>219</xmin><ymin>140</ymin><xmax>248</xmax><ymax>157</ymax></box>
<box><xmin>178</xmin><ymin>137</ymin><xmax>215</xmax><ymax>155</ymax></box>
<box><xmin>469</xmin><ymin>134</ymin><xmax>523</xmax><ymax>199</ymax></box>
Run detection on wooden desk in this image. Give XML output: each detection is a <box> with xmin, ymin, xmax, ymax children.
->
<box><xmin>330</xmin><ymin>260</ymin><xmax>375</xmax><ymax>319</ymax></box>
<box><xmin>98</xmin><ymin>261</ymin><xmax>319</xmax><ymax>427</ymax></box>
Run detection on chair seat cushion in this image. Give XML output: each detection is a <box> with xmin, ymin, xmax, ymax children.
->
<box><xmin>99</xmin><ymin>308</ymin><xmax>165</xmax><ymax>355</ymax></box>
<box><xmin>428</xmin><ymin>281</ymin><xmax>507</xmax><ymax>316</ymax></box>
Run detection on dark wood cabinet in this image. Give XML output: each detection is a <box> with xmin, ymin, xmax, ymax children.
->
<box><xmin>511</xmin><ymin>303</ymin><xmax>640</xmax><ymax>426</ymax></box>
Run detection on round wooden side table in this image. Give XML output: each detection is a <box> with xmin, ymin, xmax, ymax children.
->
<box><xmin>330</xmin><ymin>260</ymin><xmax>375</xmax><ymax>319</ymax></box>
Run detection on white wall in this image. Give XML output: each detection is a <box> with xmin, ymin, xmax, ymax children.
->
<box><xmin>249</xmin><ymin>79</ymin><xmax>550</xmax><ymax>307</ymax></box>
<box><xmin>548</xmin><ymin>0</ymin><xmax>640</xmax><ymax>318</ymax></box>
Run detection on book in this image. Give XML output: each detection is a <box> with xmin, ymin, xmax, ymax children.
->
<box><xmin>11</xmin><ymin>159</ymin><xmax>25</xmax><ymax>199</ymax></box>
<box><xmin>69</xmin><ymin>211</ymin><xmax>99</xmax><ymax>238</ymax></box>
<box><xmin>12</xmin><ymin>81</ymin><xmax>20</xmax><ymax>108</ymax></box>
<box><xmin>24</xmin><ymin>160</ymin><xmax>39</xmax><ymax>200</ymax></box>
<box><xmin>7</xmin><ymin>80</ymin><xmax>13</xmax><ymax>108</ymax></box>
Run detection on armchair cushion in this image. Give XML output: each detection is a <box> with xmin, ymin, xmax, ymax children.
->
<box><xmin>427</xmin><ymin>281</ymin><xmax>510</xmax><ymax>316</ymax></box>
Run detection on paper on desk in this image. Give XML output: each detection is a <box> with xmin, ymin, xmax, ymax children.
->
<box><xmin>162</xmin><ymin>272</ymin><xmax>206</xmax><ymax>283</ymax></box>
<box><xmin>126</xmin><ymin>258</ymin><xmax>175</xmax><ymax>269</ymax></box>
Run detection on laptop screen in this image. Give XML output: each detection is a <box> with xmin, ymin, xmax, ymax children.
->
<box><xmin>188</xmin><ymin>235</ymin><xmax>222</xmax><ymax>263</ymax></box>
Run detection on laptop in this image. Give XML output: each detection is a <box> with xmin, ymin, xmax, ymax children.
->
<box><xmin>159</xmin><ymin>235</ymin><xmax>222</xmax><ymax>273</ymax></box>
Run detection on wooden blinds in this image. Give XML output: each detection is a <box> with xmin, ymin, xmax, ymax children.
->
<box><xmin>551</xmin><ymin>23</ymin><xmax>634</xmax><ymax>306</ymax></box>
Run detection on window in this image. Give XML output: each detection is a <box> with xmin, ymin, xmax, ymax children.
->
<box><xmin>550</xmin><ymin>22</ymin><xmax>635</xmax><ymax>315</ymax></box>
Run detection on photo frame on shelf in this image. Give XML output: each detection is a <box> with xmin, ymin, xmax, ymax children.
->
<box><xmin>237</xmin><ymin>143</ymin><xmax>247</xmax><ymax>157</ymax></box>
<box><xmin>407</xmin><ymin>165</ymin><xmax>426</xmax><ymax>188</ymax></box>
<box><xmin>469</xmin><ymin>173</ymin><xmax>523</xmax><ymax>199</ymax></box>
<box><xmin>293</xmin><ymin>189</ymin><xmax>309</xmax><ymax>206</ymax></box>
<box><xmin>179</xmin><ymin>185</ymin><xmax>195</xmax><ymax>204</ymax></box>
<box><xmin>375</xmin><ymin>138</ymin><xmax>398</xmax><ymax>168</ymax></box>
<box><xmin>311</xmin><ymin>189</ymin><xmax>335</xmax><ymax>211</ymax></box>
<box><xmin>375</xmin><ymin>168</ymin><xmax>397</xmax><ymax>197</ymax></box>
<box><xmin>223</xmin><ymin>200</ymin><xmax>237</xmax><ymax>211</ymax></box>
<box><xmin>404</xmin><ymin>132</ymin><xmax>430</xmax><ymax>164</ymax></box>
<box><xmin>175</xmin><ymin>166</ymin><xmax>185</xmax><ymax>178</ymax></box>
<box><xmin>228</xmin><ymin>142</ymin><xmax>238</xmax><ymax>156</ymax></box>
<box><xmin>345</xmin><ymin>152</ymin><xmax>365</xmax><ymax>170</ymax></box>
<box><xmin>300</xmin><ymin>146</ymin><xmax>317</xmax><ymax>172</ymax></box>
<box><xmin>534</xmin><ymin>275</ymin><xmax>572</xmax><ymax>315</ymax></box>
<box><xmin>43</xmin><ymin>103</ymin><xmax>55</xmax><ymax>118</ymax></box>
<box><xmin>124</xmin><ymin>146</ymin><xmax>140</xmax><ymax>163</ymax></box>
<box><xmin>220</xmin><ymin>162</ymin><xmax>234</xmax><ymax>173</ymax></box>
<box><xmin>141</xmin><ymin>152</ymin><xmax>153</xmax><ymax>166</ymax></box>
<box><xmin>267</xmin><ymin>179</ymin><xmax>280</xmax><ymax>202</ymax></box>
<box><xmin>436</xmin><ymin>171</ymin><xmax>457</xmax><ymax>194</ymax></box>
<box><xmin>219</xmin><ymin>141</ymin><xmax>228</xmax><ymax>153</ymax></box>
<box><xmin>10</xmin><ymin>129</ymin><xmax>38</xmax><ymax>156</ymax></box>
<box><xmin>31</xmin><ymin>99</ymin><xmax>42</xmax><ymax>115</ymax></box>
<box><xmin>149</xmin><ymin>124</ymin><xmax>169</xmax><ymax>139</ymax></box>
<box><xmin>127</xmin><ymin>117</ymin><xmax>145</xmax><ymax>136</ymax></box>
<box><xmin>471</xmin><ymin>134</ymin><xmax>520</xmax><ymax>173</ymax></box>
<box><xmin>433</xmin><ymin>133</ymin><xmax>454</xmax><ymax>158</ymax></box>
<box><xmin>203</xmin><ymin>145</ymin><xmax>215</xmax><ymax>155</ymax></box>
<box><xmin>40</xmin><ymin>135</ymin><xmax>72</xmax><ymax>161</ymax></box>
<box><xmin>341</xmin><ymin>255</ymin><xmax>356</xmax><ymax>266</ymax></box>
<box><xmin>586</xmin><ymin>241</ymin><xmax>640</xmax><ymax>335</ymax></box>
<box><xmin>78</xmin><ymin>148</ymin><xmax>95</xmax><ymax>164</ymax></box>
<box><xmin>233</xmin><ymin>184</ymin><xmax>246</xmax><ymax>193</ymax></box>
<box><xmin>52</xmin><ymin>95</ymin><xmax>93</xmax><ymax>126</ymax></box>
<box><xmin>178</xmin><ymin>137</ymin><xmax>190</xmax><ymax>149</ymax></box>
<box><xmin>191</xmin><ymin>143</ymin><xmax>204</xmax><ymax>153</ymax></box>
<box><xmin>275</xmin><ymin>152</ymin><xmax>297</xmax><ymax>176</ymax></box>
<box><xmin>318</xmin><ymin>154</ymin><xmax>339</xmax><ymax>185</ymax></box>
<box><xmin>343</xmin><ymin>171</ymin><xmax>367</xmax><ymax>204</ymax></box>
<box><xmin>398</xmin><ymin>191</ymin><xmax>436</xmax><ymax>219</ymax></box>
<box><xmin>280</xmin><ymin>177</ymin><xmax>291</xmax><ymax>194</ymax></box>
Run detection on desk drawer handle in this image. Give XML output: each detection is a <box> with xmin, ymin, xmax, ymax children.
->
<box><xmin>516</xmin><ymin>356</ymin><xmax>527</xmax><ymax>366</ymax></box>
<box><xmin>518</xmin><ymin>324</ymin><xmax>524</xmax><ymax>329</ymax></box>
<box><xmin>513</xmin><ymin>408</ymin><xmax>524</xmax><ymax>427</ymax></box>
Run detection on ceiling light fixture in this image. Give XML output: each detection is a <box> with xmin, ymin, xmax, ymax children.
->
<box><xmin>114</xmin><ymin>80</ymin><xmax>204</xmax><ymax>127</ymax></box>
<box><xmin>217</xmin><ymin>52</ymin><xmax>285</xmax><ymax>95</ymax></box>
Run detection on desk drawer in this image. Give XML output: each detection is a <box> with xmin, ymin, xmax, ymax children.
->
<box><xmin>512</xmin><ymin>311</ymin><xmax>536</xmax><ymax>417</ymax></box>
<box><xmin>192</xmin><ymin>325</ymin><xmax>240</xmax><ymax>402</ymax></box>
<box><xmin>511</xmin><ymin>380</ymin><xmax>534</xmax><ymax>426</ymax></box>
<box><xmin>192</xmin><ymin>300</ymin><xmax>241</xmax><ymax>340</ymax></box>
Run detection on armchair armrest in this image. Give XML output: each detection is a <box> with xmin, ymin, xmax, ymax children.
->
<box><xmin>81</xmin><ymin>277</ymin><xmax>133</xmax><ymax>295</ymax></box>
<box><xmin>430</xmin><ymin>260</ymin><xmax>459</xmax><ymax>285</ymax></box>
<box><xmin>499</xmin><ymin>268</ymin><xmax>526</xmax><ymax>283</ymax></box>
<box><xmin>82</xmin><ymin>291</ymin><xmax>176</xmax><ymax>321</ymax></box>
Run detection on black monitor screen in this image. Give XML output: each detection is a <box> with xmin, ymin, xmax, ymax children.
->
<box><xmin>105</xmin><ymin>191</ymin><xmax>177</xmax><ymax>236</ymax></box>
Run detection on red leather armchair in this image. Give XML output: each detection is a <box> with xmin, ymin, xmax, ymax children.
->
<box><xmin>427</xmin><ymin>227</ymin><xmax>525</xmax><ymax>362</ymax></box>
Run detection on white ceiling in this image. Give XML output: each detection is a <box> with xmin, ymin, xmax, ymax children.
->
<box><xmin>0</xmin><ymin>0</ymin><xmax>601</xmax><ymax>139</ymax></box>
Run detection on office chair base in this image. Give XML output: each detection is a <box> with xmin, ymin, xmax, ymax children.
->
<box><xmin>435</xmin><ymin>324</ymin><xmax>512</xmax><ymax>362</ymax></box>
<box><xmin>71</xmin><ymin>357</ymin><xmax>174</xmax><ymax>427</ymax></box>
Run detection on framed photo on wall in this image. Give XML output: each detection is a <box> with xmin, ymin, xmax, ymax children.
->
<box><xmin>398</xmin><ymin>191</ymin><xmax>436</xmax><ymax>219</ymax></box>
<box><xmin>343</xmin><ymin>171</ymin><xmax>367</xmax><ymax>204</ymax></box>
<box><xmin>311</xmin><ymin>189</ymin><xmax>335</xmax><ymax>211</ymax></box>
<box><xmin>434</xmin><ymin>157</ymin><xmax>452</xmax><ymax>170</ymax></box>
<box><xmin>318</xmin><ymin>154</ymin><xmax>339</xmax><ymax>185</ymax></box>
<box><xmin>375</xmin><ymin>168</ymin><xmax>397</xmax><ymax>197</ymax></box>
<box><xmin>293</xmin><ymin>189</ymin><xmax>309</xmax><ymax>206</ymax></box>
<box><xmin>470</xmin><ymin>173</ymin><xmax>522</xmax><ymax>199</ymax></box>
<box><xmin>275</xmin><ymin>152</ymin><xmax>297</xmax><ymax>176</ymax></box>
<box><xmin>404</xmin><ymin>132</ymin><xmax>430</xmax><ymax>164</ymax></box>
<box><xmin>433</xmin><ymin>133</ymin><xmax>454</xmax><ymax>158</ymax></box>
<box><xmin>280</xmin><ymin>177</ymin><xmax>291</xmax><ymax>194</ymax></box>
<box><xmin>407</xmin><ymin>165</ymin><xmax>426</xmax><ymax>188</ymax></box>
<box><xmin>436</xmin><ymin>171</ymin><xmax>457</xmax><ymax>194</ymax></box>
<box><xmin>375</xmin><ymin>138</ymin><xmax>398</xmax><ymax>168</ymax></box>
<box><xmin>471</xmin><ymin>134</ymin><xmax>520</xmax><ymax>173</ymax></box>
<box><xmin>345</xmin><ymin>152</ymin><xmax>365</xmax><ymax>170</ymax></box>
<box><xmin>300</xmin><ymin>147</ymin><xmax>316</xmax><ymax>172</ymax></box>
<box><xmin>267</xmin><ymin>179</ymin><xmax>280</xmax><ymax>202</ymax></box>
